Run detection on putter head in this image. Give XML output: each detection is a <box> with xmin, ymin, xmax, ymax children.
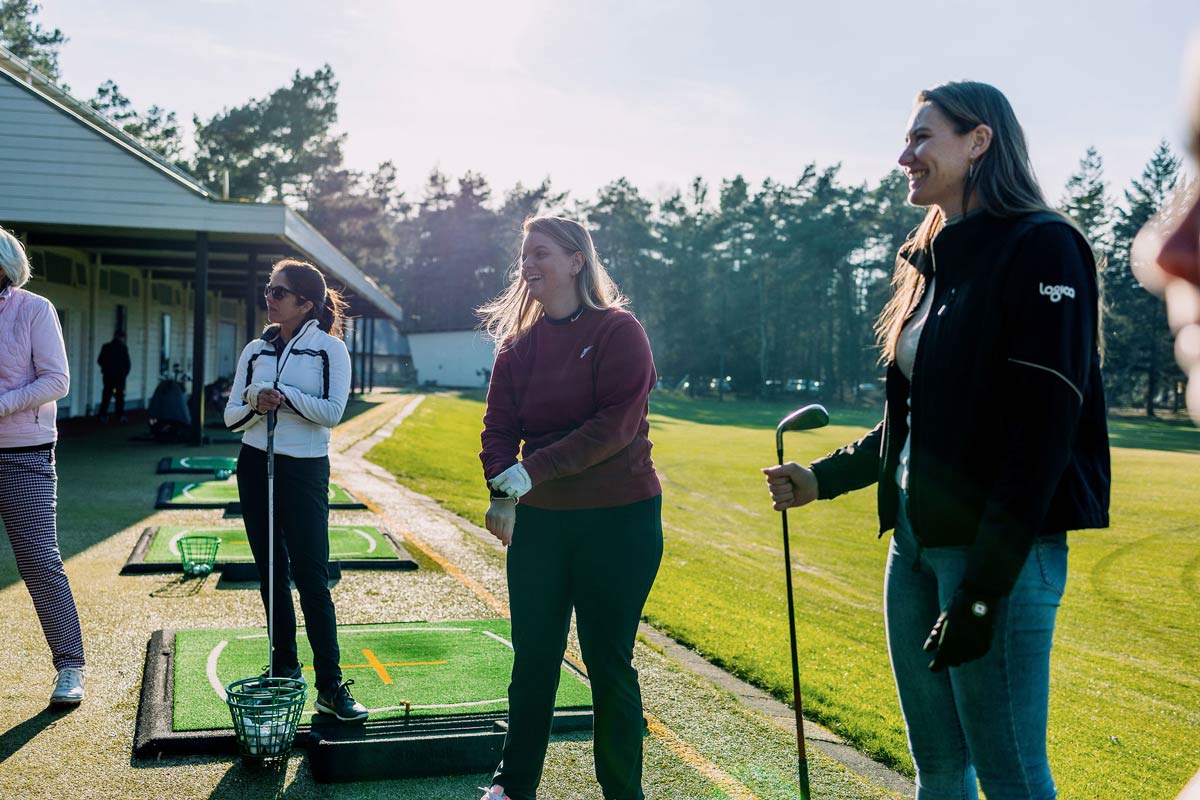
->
<box><xmin>775</xmin><ymin>404</ymin><xmax>829</xmax><ymax>452</ymax></box>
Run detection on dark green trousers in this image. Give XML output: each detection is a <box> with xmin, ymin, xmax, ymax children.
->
<box><xmin>492</xmin><ymin>495</ymin><xmax>663</xmax><ymax>800</ymax></box>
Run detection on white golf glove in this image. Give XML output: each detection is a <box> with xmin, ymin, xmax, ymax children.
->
<box><xmin>244</xmin><ymin>381</ymin><xmax>274</xmax><ymax>412</ymax></box>
<box><xmin>490</xmin><ymin>463</ymin><xmax>532</xmax><ymax>499</ymax></box>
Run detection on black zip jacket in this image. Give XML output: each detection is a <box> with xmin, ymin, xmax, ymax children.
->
<box><xmin>810</xmin><ymin>211</ymin><xmax>1110</xmax><ymax>598</ymax></box>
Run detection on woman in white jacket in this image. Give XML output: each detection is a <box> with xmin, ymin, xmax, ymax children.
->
<box><xmin>224</xmin><ymin>259</ymin><xmax>366</xmax><ymax>722</ymax></box>
<box><xmin>0</xmin><ymin>229</ymin><xmax>85</xmax><ymax>706</ymax></box>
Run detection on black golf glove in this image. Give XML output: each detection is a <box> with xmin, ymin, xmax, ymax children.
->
<box><xmin>923</xmin><ymin>584</ymin><xmax>998</xmax><ymax>671</ymax></box>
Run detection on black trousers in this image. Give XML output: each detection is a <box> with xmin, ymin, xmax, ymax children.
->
<box><xmin>98</xmin><ymin>375</ymin><xmax>125</xmax><ymax>417</ymax></box>
<box><xmin>492</xmin><ymin>495</ymin><xmax>663</xmax><ymax>800</ymax></box>
<box><xmin>236</xmin><ymin>444</ymin><xmax>341</xmax><ymax>690</ymax></box>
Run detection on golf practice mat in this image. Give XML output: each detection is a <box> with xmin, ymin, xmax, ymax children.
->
<box><xmin>134</xmin><ymin>621</ymin><xmax>594</xmax><ymax>779</ymax></box>
<box><xmin>155</xmin><ymin>477</ymin><xmax>366</xmax><ymax>511</ymax></box>
<box><xmin>157</xmin><ymin>455</ymin><xmax>239</xmax><ymax>475</ymax></box>
<box><xmin>121</xmin><ymin>525</ymin><xmax>418</xmax><ymax>575</ymax></box>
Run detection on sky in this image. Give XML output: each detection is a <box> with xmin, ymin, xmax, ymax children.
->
<box><xmin>37</xmin><ymin>0</ymin><xmax>1200</xmax><ymax>208</ymax></box>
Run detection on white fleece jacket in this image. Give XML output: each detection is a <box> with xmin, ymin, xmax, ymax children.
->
<box><xmin>224</xmin><ymin>318</ymin><xmax>351</xmax><ymax>458</ymax></box>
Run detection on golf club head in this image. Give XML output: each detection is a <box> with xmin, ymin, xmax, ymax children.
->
<box><xmin>775</xmin><ymin>404</ymin><xmax>830</xmax><ymax>453</ymax></box>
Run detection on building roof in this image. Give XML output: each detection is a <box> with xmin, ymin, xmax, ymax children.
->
<box><xmin>0</xmin><ymin>45</ymin><xmax>402</xmax><ymax>322</ymax></box>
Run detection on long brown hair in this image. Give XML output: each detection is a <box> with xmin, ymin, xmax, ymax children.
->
<box><xmin>477</xmin><ymin>216</ymin><xmax>627</xmax><ymax>348</ymax></box>
<box><xmin>270</xmin><ymin>259</ymin><xmax>349</xmax><ymax>339</ymax></box>
<box><xmin>876</xmin><ymin>81</ymin><xmax>1069</xmax><ymax>362</ymax></box>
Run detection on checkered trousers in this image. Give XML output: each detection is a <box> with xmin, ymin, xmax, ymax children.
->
<box><xmin>0</xmin><ymin>447</ymin><xmax>85</xmax><ymax>671</ymax></box>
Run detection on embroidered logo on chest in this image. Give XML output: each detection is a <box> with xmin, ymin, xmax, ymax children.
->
<box><xmin>580</xmin><ymin>346</ymin><xmax>594</xmax><ymax>359</ymax></box>
<box><xmin>1039</xmin><ymin>283</ymin><xmax>1076</xmax><ymax>303</ymax></box>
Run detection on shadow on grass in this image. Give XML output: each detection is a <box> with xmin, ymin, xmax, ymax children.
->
<box><xmin>1107</xmin><ymin>413</ymin><xmax>1200</xmax><ymax>454</ymax></box>
<box><xmin>0</xmin><ymin>707</ymin><xmax>77</xmax><ymax>765</ymax></box>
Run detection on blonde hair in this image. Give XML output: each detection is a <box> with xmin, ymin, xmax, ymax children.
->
<box><xmin>876</xmin><ymin>81</ymin><xmax>1072</xmax><ymax>362</ymax></box>
<box><xmin>478</xmin><ymin>216</ymin><xmax>627</xmax><ymax>347</ymax></box>
<box><xmin>0</xmin><ymin>228</ymin><xmax>31</xmax><ymax>289</ymax></box>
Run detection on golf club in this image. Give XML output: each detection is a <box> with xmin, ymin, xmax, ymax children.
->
<box><xmin>266</xmin><ymin>407</ymin><xmax>276</xmax><ymax>680</ymax></box>
<box><xmin>774</xmin><ymin>403</ymin><xmax>829</xmax><ymax>800</ymax></box>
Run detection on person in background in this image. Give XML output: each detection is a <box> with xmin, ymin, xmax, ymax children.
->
<box><xmin>0</xmin><ymin>228</ymin><xmax>86</xmax><ymax>706</ymax></box>
<box><xmin>1130</xmin><ymin>30</ymin><xmax>1200</xmax><ymax>800</ymax></box>
<box><xmin>96</xmin><ymin>330</ymin><xmax>130</xmax><ymax>424</ymax></box>
<box><xmin>477</xmin><ymin>216</ymin><xmax>662</xmax><ymax>800</ymax></box>
<box><xmin>763</xmin><ymin>82</ymin><xmax>1110</xmax><ymax>799</ymax></box>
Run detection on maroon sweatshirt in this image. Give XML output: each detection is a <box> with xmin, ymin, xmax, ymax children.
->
<box><xmin>479</xmin><ymin>306</ymin><xmax>662</xmax><ymax>510</ymax></box>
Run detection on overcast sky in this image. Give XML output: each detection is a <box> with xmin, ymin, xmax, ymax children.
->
<box><xmin>39</xmin><ymin>1</ymin><xmax>1200</xmax><ymax>207</ymax></box>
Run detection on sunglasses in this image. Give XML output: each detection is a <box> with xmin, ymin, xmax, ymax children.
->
<box><xmin>263</xmin><ymin>284</ymin><xmax>305</xmax><ymax>302</ymax></box>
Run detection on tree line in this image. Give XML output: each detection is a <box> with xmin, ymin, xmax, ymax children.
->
<box><xmin>2</xmin><ymin>1</ymin><xmax>1187</xmax><ymax>412</ymax></box>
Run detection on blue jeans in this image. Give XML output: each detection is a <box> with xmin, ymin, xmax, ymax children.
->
<box><xmin>885</xmin><ymin>490</ymin><xmax>1067</xmax><ymax>800</ymax></box>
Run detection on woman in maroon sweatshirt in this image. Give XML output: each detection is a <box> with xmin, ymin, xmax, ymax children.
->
<box><xmin>477</xmin><ymin>216</ymin><xmax>662</xmax><ymax>800</ymax></box>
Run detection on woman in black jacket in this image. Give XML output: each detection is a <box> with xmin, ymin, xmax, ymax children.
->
<box><xmin>763</xmin><ymin>81</ymin><xmax>1110</xmax><ymax>800</ymax></box>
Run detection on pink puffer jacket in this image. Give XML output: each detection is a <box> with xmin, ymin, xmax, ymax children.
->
<box><xmin>0</xmin><ymin>287</ymin><xmax>70</xmax><ymax>448</ymax></box>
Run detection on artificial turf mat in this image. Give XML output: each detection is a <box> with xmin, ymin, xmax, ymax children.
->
<box><xmin>156</xmin><ymin>455</ymin><xmax>239</xmax><ymax>474</ymax></box>
<box><xmin>171</xmin><ymin>620</ymin><xmax>592</xmax><ymax>731</ymax></box>
<box><xmin>154</xmin><ymin>477</ymin><xmax>366</xmax><ymax>510</ymax></box>
<box><xmin>121</xmin><ymin>525</ymin><xmax>419</xmax><ymax>575</ymax></box>
<box><xmin>148</xmin><ymin>525</ymin><xmax>397</xmax><ymax>562</ymax></box>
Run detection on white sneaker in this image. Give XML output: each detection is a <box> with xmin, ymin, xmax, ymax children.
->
<box><xmin>50</xmin><ymin>667</ymin><xmax>85</xmax><ymax>705</ymax></box>
<box><xmin>478</xmin><ymin>786</ymin><xmax>509</xmax><ymax>800</ymax></box>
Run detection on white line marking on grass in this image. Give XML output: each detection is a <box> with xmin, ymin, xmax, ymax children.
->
<box><xmin>167</xmin><ymin>529</ymin><xmax>194</xmax><ymax>557</ymax></box>
<box><xmin>351</xmin><ymin>528</ymin><xmax>377</xmax><ymax>553</ymax></box>
<box><xmin>181</xmin><ymin>482</ymin><xmax>201</xmax><ymax>500</ymax></box>
<box><xmin>483</xmin><ymin>631</ymin><xmax>514</xmax><ymax>649</ymax></box>
<box><xmin>207</xmin><ymin>640</ymin><xmax>229</xmax><ymax>701</ymax></box>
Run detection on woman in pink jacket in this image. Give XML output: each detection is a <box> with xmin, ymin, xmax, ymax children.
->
<box><xmin>0</xmin><ymin>228</ymin><xmax>85</xmax><ymax>706</ymax></box>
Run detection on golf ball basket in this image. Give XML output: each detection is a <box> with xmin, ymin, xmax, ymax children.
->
<box><xmin>225</xmin><ymin>676</ymin><xmax>307</xmax><ymax>760</ymax></box>
<box><xmin>178</xmin><ymin>535</ymin><xmax>221</xmax><ymax>577</ymax></box>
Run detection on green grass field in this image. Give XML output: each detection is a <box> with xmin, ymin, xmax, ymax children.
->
<box><xmin>172</xmin><ymin>620</ymin><xmax>592</xmax><ymax>731</ymax></box>
<box><xmin>145</xmin><ymin>525</ymin><xmax>398</xmax><ymax>564</ymax></box>
<box><xmin>366</xmin><ymin>391</ymin><xmax>1200</xmax><ymax>799</ymax></box>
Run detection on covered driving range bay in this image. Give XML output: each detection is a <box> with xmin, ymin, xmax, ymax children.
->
<box><xmin>134</xmin><ymin>620</ymin><xmax>594</xmax><ymax>781</ymax></box>
<box><xmin>120</xmin><ymin>524</ymin><xmax>418</xmax><ymax>576</ymax></box>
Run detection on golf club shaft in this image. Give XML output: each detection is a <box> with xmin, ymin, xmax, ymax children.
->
<box><xmin>779</xmin><ymin>446</ymin><xmax>811</xmax><ymax>800</ymax></box>
<box><xmin>267</xmin><ymin>409</ymin><xmax>276</xmax><ymax>678</ymax></box>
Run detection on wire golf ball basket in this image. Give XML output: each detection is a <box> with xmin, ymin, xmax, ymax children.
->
<box><xmin>225</xmin><ymin>677</ymin><xmax>307</xmax><ymax>760</ymax></box>
<box><xmin>178</xmin><ymin>535</ymin><xmax>220</xmax><ymax>577</ymax></box>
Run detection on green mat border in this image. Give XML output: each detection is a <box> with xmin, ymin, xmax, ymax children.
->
<box><xmin>121</xmin><ymin>526</ymin><xmax>419</xmax><ymax>575</ymax></box>
<box><xmin>133</xmin><ymin>627</ymin><xmax>593</xmax><ymax>763</ymax></box>
<box><xmin>154</xmin><ymin>480</ymin><xmax>368</xmax><ymax>511</ymax></box>
<box><xmin>156</xmin><ymin>456</ymin><xmax>239</xmax><ymax>475</ymax></box>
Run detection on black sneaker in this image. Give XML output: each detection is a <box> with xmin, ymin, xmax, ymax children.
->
<box><xmin>315</xmin><ymin>680</ymin><xmax>368</xmax><ymax>722</ymax></box>
<box><xmin>259</xmin><ymin>662</ymin><xmax>303</xmax><ymax>682</ymax></box>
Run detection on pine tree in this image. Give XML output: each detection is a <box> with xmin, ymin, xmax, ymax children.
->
<box><xmin>1060</xmin><ymin>146</ymin><xmax>1112</xmax><ymax>252</ymax></box>
<box><xmin>1107</xmin><ymin>141</ymin><xmax>1182</xmax><ymax>415</ymax></box>
<box><xmin>88</xmin><ymin>80</ymin><xmax>184</xmax><ymax>164</ymax></box>
<box><xmin>0</xmin><ymin>0</ymin><xmax>65</xmax><ymax>80</ymax></box>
